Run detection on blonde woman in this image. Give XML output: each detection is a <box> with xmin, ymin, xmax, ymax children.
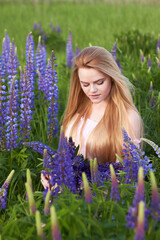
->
<box><xmin>41</xmin><ymin>46</ymin><xmax>143</xmax><ymax>189</ymax></box>
<box><xmin>63</xmin><ymin>46</ymin><xmax>143</xmax><ymax>164</ymax></box>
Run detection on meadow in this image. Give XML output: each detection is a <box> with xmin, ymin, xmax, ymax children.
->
<box><xmin>0</xmin><ymin>1</ymin><xmax>160</xmax><ymax>239</ymax></box>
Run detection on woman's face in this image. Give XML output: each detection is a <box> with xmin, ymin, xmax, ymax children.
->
<box><xmin>78</xmin><ymin>67</ymin><xmax>112</xmax><ymax>104</ymax></box>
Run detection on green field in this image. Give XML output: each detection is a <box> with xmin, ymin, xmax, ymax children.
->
<box><xmin>0</xmin><ymin>0</ymin><xmax>160</xmax><ymax>62</ymax></box>
<box><xmin>0</xmin><ymin>1</ymin><xmax>160</xmax><ymax>239</ymax></box>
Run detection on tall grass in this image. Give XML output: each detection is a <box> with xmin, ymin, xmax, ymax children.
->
<box><xmin>0</xmin><ymin>1</ymin><xmax>160</xmax><ymax>63</ymax></box>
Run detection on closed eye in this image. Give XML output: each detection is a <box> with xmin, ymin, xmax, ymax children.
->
<box><xmin>97</xmin><ymin>80</ymin><xmax>104</xmax><ymax>85</ymax></box>
<box><xmin>82</xmin><ymin>83</ymin><xmax>89</xmax><ymax>87</ymax></box>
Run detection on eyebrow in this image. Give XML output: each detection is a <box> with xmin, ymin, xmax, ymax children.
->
<box><xmin>80</xmin><ymin>78</ymin><xmax>105</xmax><ymax>84</ymax></box>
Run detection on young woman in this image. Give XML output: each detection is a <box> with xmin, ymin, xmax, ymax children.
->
<box><xmin>62</xmin><ymin>46</ymin><xmax>143</xmax><ymax>164</ymax></box>
<box><xmin>41</xmin><ymin>46</ymin><xmax>143</xmax><ymax>189</ymax></box>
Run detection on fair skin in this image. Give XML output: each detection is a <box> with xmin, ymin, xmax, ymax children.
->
<box><xmin>78</xmin><ymin>67</ymin><xmax>112</xmax><ymax>122</ymax></box>
<box><xmin>78</xmin><ymin>67</ymin><xmax>141</xmax><ymax>141</ymax></box>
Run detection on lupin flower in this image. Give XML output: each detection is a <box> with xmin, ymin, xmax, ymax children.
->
<box><xmin>25</xmin><ymin>182</ymin><xmax>36</xmax><ymax>214</ymax></box>
<box><xmin>66</xmin><ymin>30</ymin><xmax>74</xmax><ymax>68</ymax></box>
<box><xmin>57</xmin><ymin>25</ymin><xmax>61</xmax><ymax>34</ymax></box>
<box><xmin>150</xmin><ymin>92</ymin><xmax>156</xmax><ymax>108</ymax></box>
<box><xmin>19</xmin><ymin>66</ymin><xmax>33</xmax><ymax>141</ymax></box>
<box><xmin>110</xmin><ymin>40</ymin><xmax>118</xmax><ymax>60</ymax></box>
<box><xmin>134</xmin><ymin>201</ymin><xmax>145</xmax><ymax>240</ymax></box>
<box><xmin>110</xmin><ymin>164</ymin><xmax>120</xmax><ymax>202</ymax></box>
<box><xmin>75</xmin><ymin>45</ymin><xmax>81</xmax><ymax>57</ymax></box>
<box><xmin>0</xmin><ymin>170</ymin><xmax>15</xmax><ymax>210</ymax></box>
<box><xmin>5</xmin><ymin>76</ymin><xmax>19</xmax><ymax>150</ymax></box>
<box><xmin>44</xmin><ymin>190</ymin><xmax>51</xmax><ymax>215</ymax></box>
<box><xmin>140</xmin><ymin>49</ymin><xmax>145</xmax><ymax>63</ymax></box>
<box><xmin>126</xmin><ymin>167</ymin><xmax>149</xmax><ymax>230</ymax></box>
<box><xmin>141</xmin><ymin>138</ymin><xmax>160</xmax><ymax>158</ymax></box>
<box><xmin>82</xmin><ymin>172</ymin><xmax>93</xmax><ymax>204</ymax></box>
<box><xmin>36</xmin><ymin>36</ymin><xmax>47</xmax><ymax>92</ymax></box>
<box><xmin>133</xmin><ymin>167</ymin><xmax>145</xmax><ymax>206</ymax></box>
<box><xmin>26</xmin><ymin>169</ymin><xmax>33</xmax><ymax>200</ymax></box>
<box><xmin>35</xmin><ymin>211</ymin><xmax>46</xmax><ymax>240</ymax></box>
<box><xmin>2</xmin><ymin>31</ymin><xmax>11</xmax><ymax>73</ymax></box>
<box><xmin>90</xmin><ymin>158</ymin><xmax>99</xmax><ymax>184</ymax></box>
<box><xmin>7</xmin><ymin>41</ymin><xmax>19</xmax><ymax>85</ymax></box>
<box><xmin>147</xmin><ymin>54</ymin><xmax>152</xmax><ymax>68</ymax></box>
<box><xmin>26</xmin><ymin>32</ymin><xmax>35</xmax><ymax>111</ymax></box>
<box><xmin>49</xmin><ymin>129</ymin><xmax>77</xmax><ymax>196</ymax></box>
<box><xmin>50</xmin><ymin>206</ymin><xmax>62</xmax><ymax>240</ymax></box>
<box><xmin>23</xmin><ymin>141</ymin><xmax>55</xmax><ymax>160</ymax></box>
<box><xmin>156</xmin><ymin>57</ymin><xmax>160</xmax><ymax>68</ymax></box>
<box><xmin>122</xmin><ymin>128</ymin><xmax>153</xmax><ymax>184</ymax></box>
<box><xmin>0</xmin><ymin>55</ymin><xmax>6</xmax><ymax>147</ymax></box>
<box><xmin>46</xmin><ymin>51</ymin><xmax>59</xmax><ymax>140</ymax></box>
<box><xmin>156</xmin><ymin>34</ymin><xmax>160</xmax><ymax>54</ymax></box>
<box><xmin>110</xmin><ymin>40</ymin><xmax>122</xmax><ymax>71</ymax></box>
<box><xmin>149</xmin><ymin>171</ymin><xmax>160</xmax><ymax>220</ymax></box>
<box><xmin>149</xmin><ymin>81</ymin><xmax>153</xmax><ymax>91</ymax></box>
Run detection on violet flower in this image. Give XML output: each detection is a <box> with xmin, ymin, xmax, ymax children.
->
<box><xmin>110</xmin><ymin>40</ymin><xmax>122</xmax><ymax>71</ymax></box>
<box><xmin>156</xmin><ymin>35</ymin><xmax>160</xmax><ymax>54</ymax></box>
<box><xmin>36</xmin><ymin>36</ymin><xmax>47</xmax><ymax>92</ymax></box>
<box><xmin>110</xmin><ymin>164</ymin><xmax>120</xmax><ymax>202</ymax></box>
<box><xmin>150</xmin><ymin>92</ymin><xmax>156</xmax><ymax>108</ymax></box>
<box><xmin>50</xmin><ymin>206</ymin><xmax>62</xmax><ymax>240</ymax></box>
<box><xmin>19</xmin><ymin>66</ymin><xmax>33</xmax><ymax>141</ymax></box>
<box><xmin>46</xmin><ymin>51</ymin><xmax>59</xmax><ymax>140</ymax></box>
<box><xmin>82</xmin><ymin>172</ymin><xmax>93</xmax><ymax>204</ymax></box>
<box><xmin>75</xmin><ymin>45</ymin><xmax>81</xmax><ymax>57</ymax></box>
<box><xmin>35</xmin><ymin>211</ymin><xmax>46</xmax><ymax>240</ymax></box>
<box><xmin>5</xmin><ymin>76</ymin><xmax>19</xmax><ymax>150</ymax></box>
<box><xmin>134</xmin><ymin>201</ymin><xmax>145</xmax><ymax>240</ymax></box>
<box><xmin>2</xmin><ymin>31</ymin><xmax>10</xmax><ymax>73</ymax></box>
<box><xmin>0</xmin><ymin>55</ymin><xmax>6</xmax><ymax>147</ymax></box>
<box><xmin>66</xmin><ymin>30</ymin><xmax>74</xmax><ymax>68</ymax></box>
<box><xmin>126</xmin><ymin>167</ymin><xmax>149</xmax><ymax>231</ymax></box>
<box><xmin>122</xmin><ymin>128</ymin><xmax>153</xmax><ymax>184</ymax></box>
<box><xmin>149</xmin><ymin>171</ymin><xmax>160</xmax><ymax>220</ymax></box>
<box><xmin>26</xmin><ymin>32</ymin><xmax>35</xmax><ymax>111</ymax></box>
<box><xmin>0</xmin><ymin>170</ymin><xmax>15</xmax><ymax>210</ymax></box>
<box><xmin>140</xmin><ymin>49</ymin><xmax>145</xmax><ymax>63</ymax></box>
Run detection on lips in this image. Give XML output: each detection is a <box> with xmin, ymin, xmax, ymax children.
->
<box><xmin>90</xmin><ymin>94</ymin><xmax>100</xmax><ymax>99</ymax></box>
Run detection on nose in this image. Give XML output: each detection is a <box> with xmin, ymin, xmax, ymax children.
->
<box><xmin>90</xmin><ymin>84</ymin><xmax>97</xmax><ymax>93</ymax></box>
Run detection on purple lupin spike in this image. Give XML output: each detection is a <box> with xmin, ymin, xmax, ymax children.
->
<box><xmin>0</xmin><ymin>170</ymin><xmax>15</xmax><ymax>210</ymax></box>
<box><xmin>150</xmin><ymin>171</ymin><xmax>160</xmax><ymax>220</ymax></box>
<box><xmin>156</xmin><ymin>35</ymin><xmax>160</xmax><ymax>54</ymax></box>
<box><xmin>82</xmin><ymin>172</ymin><xmax>93</xmax><ymax>204</ymax></box>
<box><xmin>134</xmin><ymin>201</ymin><xmax>145</xmax><ymax>240</ymax></box>
<box><xmin>66</xmin><ymin>30</ymin><xmax>74</xmax><ymax>68</ymax></box>
<box><xmin>51</xmin><ymin>206</ymin><xmax>62</xmax><ymax>240</ymax></box>
<box><xmin>110</xmin><ymin>164</ymin><xmax>120</xmax><ymax>202</ymax></box>
<box><xmin>46</xmin><ymin>51</ymin><xmax>59</xmax><ymax>140</ymax></box>
<box><xmin>147</xmin><ymin>54</ymin><xmax>152</xmax><ymax>68</ymax></box>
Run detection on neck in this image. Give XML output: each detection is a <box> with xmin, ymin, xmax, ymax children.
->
<box><xmin>89</xmin><ymin>101</ymin><xmax>107</xmax><ymax>122</ymax></box>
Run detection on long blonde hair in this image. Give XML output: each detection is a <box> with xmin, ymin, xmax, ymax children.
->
<box><xmin>62</xmin><ymin>46</ymin><xmax>143</xmax><ymax>164</ymax></box>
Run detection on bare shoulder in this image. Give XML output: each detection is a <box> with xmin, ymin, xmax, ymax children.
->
<box><xmin>127</xmin><ymin>108</ymin><xmax>141</xmax><ymax>139</ymax></box>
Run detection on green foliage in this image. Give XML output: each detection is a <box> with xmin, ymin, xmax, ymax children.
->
<box><xmin>0</xmin><ymin>1</ymin><xmax>160</xmax><ymax>239</ymax></box>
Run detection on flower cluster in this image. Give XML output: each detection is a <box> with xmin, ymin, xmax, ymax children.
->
<box><xmin>126</xmin><ymin>167</ymin><xmax>160</xmax><ymax>239</ymax></box>
<box><xmin>110</xmin><ymin>40</ymin><xmax>122</xmax><ymax>71</ymax></box>
<box><xmin>46</xmin><ymin>51</ymin><xmax>59</xmax><ymax>139</ymax></box>
<box><xmin>122</xmin><ymin>128</ymin><xmax>153</xmax><ymax>184</ymax></box>
<box><xmin>0</xmin><ymin>170</ymin><xmax>15</xmax><ymax>210</ymax></box>
<box><xmin>36</xmin><ymin>36</ymin><xmax>47</xmax><ymax>92</ymax></box>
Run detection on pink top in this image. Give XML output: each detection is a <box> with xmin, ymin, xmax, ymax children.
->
<box><xmin>65</xmin><ymin>116</ymin><xmax>98</xmax><ymax>158</ymax></box>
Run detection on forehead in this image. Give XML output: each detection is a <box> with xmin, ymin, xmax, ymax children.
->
<box><xmin>78</xmin><ymin>68</ymin><xmax>105</xmax><ymax>82</ymax></box>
